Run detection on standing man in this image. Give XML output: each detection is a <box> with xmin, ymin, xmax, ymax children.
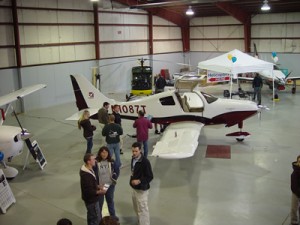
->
<box><xmin>252</xmin><ymin>73</ymin><xmax>263</xmax><ymax>105</ymax></box>
<box><xmin>80</xmin><ymin>153</ymin><xmax>104</xmax><ymax>225</ymax></box>
<box><xmin>98</xmin><ymin>102</ymin><xmax>110</xmax><ymax>127</ymax></box>
<box><xmin>102</xmin><ymin>114</ymin><xmax>123</xmax><ymax>167</ymax></box>
<box><xmin>112</xmin><ymin>104</ymin><xmax>123</xmax><ymax>155</ymax></box>
<box><xmin>155</xmin><ymin>74</ymin><xmax>166</xmax><ymax>94</ymax></box>
<box><xmin>130</xmin><ymin>142</ymin><xmax>153</xmax><ymax>225</ymax></box>
<box><xmin>133</xmin><ymin>110</ymin><xmax>153</xmax><ymax>158</ymax></box>
<box><xmin>290</xmin><ymin>155</ymin><xmax>300</xmax><ymax>225</ymax></box>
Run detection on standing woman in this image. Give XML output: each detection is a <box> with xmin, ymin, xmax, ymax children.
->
<box><xmin>94</xmin><ymin>146</ymin><xmax>120</xmax><ymax>222</ymax></box>
<box><xmin>78</xmin><ymin>110</ymin><xmax>96</xmax><ymax>154</ymax></box>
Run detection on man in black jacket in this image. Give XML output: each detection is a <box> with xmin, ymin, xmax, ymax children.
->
<box><xmin>80</xmin><ymin>153</ymin><xmax>104</xmax><ymax>225</ymax></box>
<box><xmin>290</xmin><ymin>155</ymin><xmax>300</xmax><ymax>225</ymax></box>
<box><xmin>130</xmin><ymin>142</ymin><xmax>153</xmax><ymax>225</ymax></box>
<box><xmin>252</xmin><ymin>73</ymin><xmax>263</xmax><ymax>105</ymax></box>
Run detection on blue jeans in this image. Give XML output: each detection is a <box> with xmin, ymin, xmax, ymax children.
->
<box><xmin>85</xmin><ymin>137</ymin><xmax>93</xmax><ymax>154</ymax></box>
<box><xmin>107</xmin><ymin>143</ymin><xmax>121</xmax><ymax>167</ymax></box>
<box><xmin>99</xmin><ymin>185</ymin><xmax>116</xmax><ymax>219</ymax></box>
<box><xmin>140</xmin><ymin>141</ymin><xmax>148</xmax><ymax>158</ymax></box>
<box><xmin>85</xmin><ymin>201</ymin><xmax>100</xmax><ymax>225</ymax></box>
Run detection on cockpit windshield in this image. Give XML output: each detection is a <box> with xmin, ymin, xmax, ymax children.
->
<box><xmin>201</xmin><ymin>92</ymin><xmax>218</xmax><ymax>104</ymax></box>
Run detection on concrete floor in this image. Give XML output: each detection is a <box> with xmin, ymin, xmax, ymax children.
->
<box><xmin>0</xmin><ymin>84</ymin><xmax>299</xmax><ymax>225</ymax></box>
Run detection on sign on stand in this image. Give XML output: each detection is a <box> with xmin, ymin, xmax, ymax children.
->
<box><xmin>0</xmin><ymin>169</ymin><xmax>16</xmax><ymax>213</ymax></box>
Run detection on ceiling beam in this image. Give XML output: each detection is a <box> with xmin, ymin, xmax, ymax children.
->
<box><xmin>113</xmin><ymin>0</ymin><xmax>189</xmax><ymax>27</ymax></box>
<box><xmin>215</xmin><ymin>2</ymin><xmax>252</xmax><ymax>52</ymax></box>
<box><xmin>215</xmin><ymin>2</ymin><xmax>251</xmax><ymax>24</ymax></box>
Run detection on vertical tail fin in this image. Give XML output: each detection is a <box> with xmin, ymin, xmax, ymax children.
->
<box><xmin>70</xmin><ymin>75</ymin><xmax>114</xmax><ymax>112</ymax></box>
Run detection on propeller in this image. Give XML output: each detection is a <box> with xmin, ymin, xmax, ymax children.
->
<box><xmin>257</xmin><ymin>104</ymin><xmax>270</xmax><ymax>123</ymax></box>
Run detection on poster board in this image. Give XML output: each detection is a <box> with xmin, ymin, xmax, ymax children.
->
<box><xmin>0</xmin><ymin>169</ymin><xmax>16</xmax><ymax>213</ymax></box>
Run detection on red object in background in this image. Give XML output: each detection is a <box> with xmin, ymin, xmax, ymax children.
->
<box><xmin>160</xmin><ymin>69</ymin><xmax>170</xmax><ymax>80</ymax></box>
<box><xmin>277</xmin><ymin>85</ymin><xmax>285</xmax><ymax>91</ymax></box>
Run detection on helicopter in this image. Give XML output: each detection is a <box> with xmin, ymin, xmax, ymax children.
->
<box><xmin>129</xmin><ymin>58</ymin><xmax>153</xmax><ymax>99</ymax></box>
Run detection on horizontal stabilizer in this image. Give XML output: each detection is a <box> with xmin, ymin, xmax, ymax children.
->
<box><xmin>66</xmin><ymin>108</ymin><xmax>99</xmax><ymax>120</ymax></box>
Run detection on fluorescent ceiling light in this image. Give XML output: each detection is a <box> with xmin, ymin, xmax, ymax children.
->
<box><xmin>261</xmin><ymin>0</ymin><xmax>270</xmax><ymax>11</ymax></box>
<box><xmin>186</xmin><ymin>6</ymin><xmax>194</xmax><ymax>16</ymax></box>
<box><xmin>91</xmin><ymin>0</ymin><xmax>99</xmax><ymax>2</ymax></box>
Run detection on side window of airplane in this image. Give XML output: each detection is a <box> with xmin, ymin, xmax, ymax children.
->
<box><xmin>201</xmin><ymin>92</ymin><xmax>218</xmax><ymax>104</ymax></box>
<box><xmin>159</xmin><ymin>96</ymin><xmax>175</xmax><ymax>105</ymax></box>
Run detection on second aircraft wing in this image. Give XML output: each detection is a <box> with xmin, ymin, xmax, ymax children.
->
<box><xmin>151</xmin><ymin>121</ymin><xmax>204</xmax><ymax>159</ymax></box>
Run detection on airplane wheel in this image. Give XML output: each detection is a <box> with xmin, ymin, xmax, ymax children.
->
<box><xmin>236</xmin><ymin>138</ymin><xmax>244</xmax><ymax>142</ymax></box>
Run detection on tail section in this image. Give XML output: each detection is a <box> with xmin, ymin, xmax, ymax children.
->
<box><xmin>69</xmin><ymin>75</ymin><xmax>115</xmax><ymax>118</ymax></box>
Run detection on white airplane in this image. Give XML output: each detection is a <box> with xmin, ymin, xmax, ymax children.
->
<box><xmin>0</xmin><ymin>84</ymin><xmax>46</xmax><ymax>179</ymax></box>
<box><xmin>238</xmin><ymin>44</ymin><xmax>300</xmax><ymax>96</ymax></box>
<box><xmin>69</xmin><ymin>74</ymin><xmax>261</xmax><ymax>159</ymax></box>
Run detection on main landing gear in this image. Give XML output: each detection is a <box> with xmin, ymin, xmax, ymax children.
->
<box><xmin>225</xmin><ymin>122</ymin><xmax>250</xmax><ymax>142</ymax></box>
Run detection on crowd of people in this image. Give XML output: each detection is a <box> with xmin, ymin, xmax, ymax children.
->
<box><xmin>70</xmin><ymin>73</ymin><xmax>300</xmax><ymax>225</ymax></box>
<box><xmin>77</xmin><ymin>100</ymin><xmax>155</xmax><ymax>225</ymax></box>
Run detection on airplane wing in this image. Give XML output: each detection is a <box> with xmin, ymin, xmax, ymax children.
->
<box><xmin>152</xmin><ymin>121</ymin><xmax>204</xmax><ymax>159</ymax></box>
<box><xmin>237</xmin><ymin>77</ymin><xmax>254</xmax><ymax>82</ymax></box>
<box><xmin>0</xmin><ymin>84</ymin><xmax>46</xmax><ymax>107</ymax></box>
<box><xmin>66</xmin><ymin>108</ymin><xmax>99</xmax><ymax>120</ymax></box>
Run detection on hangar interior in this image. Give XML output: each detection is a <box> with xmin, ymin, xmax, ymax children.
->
<box><xmin>0</xmin><ymin>0</ymin><xmax>300</xmax><ymax>224</ymax></box>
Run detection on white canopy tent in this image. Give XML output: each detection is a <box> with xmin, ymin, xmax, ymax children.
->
<box><xmin>198</xmin><ymin>49</ymin><xmax>274</xmax><ymax>99</ymax></box>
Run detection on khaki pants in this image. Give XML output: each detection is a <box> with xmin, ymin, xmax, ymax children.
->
<box><xmin>132</xmin><ymin>189</ymin><xmax>150</xmax><ymax>225</ymax></box>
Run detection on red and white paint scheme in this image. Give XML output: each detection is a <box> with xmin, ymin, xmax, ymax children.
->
<box><xmin>69</xmin><ymin>74</ymin><xmax>260</xmax><ymax>159</ymax></box>
<box><xmin>0</xmin><ymin>84</ymin><xmax>46</xmax><ymax>178</ymax></box>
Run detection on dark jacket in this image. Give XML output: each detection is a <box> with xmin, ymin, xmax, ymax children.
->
<box><xmin>80</xmin><ymin>119</ymin><xmax>96</xmax><ymax>138</ymax></box>
<box><xmin>80</xmin><ymin>165</ymin><xmax>99</xmax><ymax>204</ymax></box>
<box><xmin>102</xmin><ymin>123</ymin><xmax>123</xmax><ymax>144</ymax></box>
<box><xmin>252</xmin><ymin>75</ymin><xmax>263</xmax><ymax>88</ymax></box>
<box><xmin>98</xmin><ymin>107</ymin><xmax>109</xmax><ymax>124</ymax></box>
<box><xmin>155</xmin><ymin>76</ymin><xmax>166</xmax><ymax>90</ymax></box>
<box><xmin>93</xmin><ymin>160</ymin><xmax>120</xmax><ymax>185</ymax></box>
<box><xmin>291</xmin><ymin>162</ymin><xmax>300</xmax><ymax>197</ymax></box>
<box><xmin>130</xmin><ymin>155</ymin><xmax>153</xmax><ymax>190</ymax></box>
<box><xmin>113</xmin><ymin>111</ymin><xmax>122</xmax><ymax>126</ymax></box>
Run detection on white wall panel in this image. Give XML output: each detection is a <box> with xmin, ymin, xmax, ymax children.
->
<box><xmin>38</xmin><ymin>47</ymin><xmax>60</xmax><ymax>64</ymax></box>
<box><xmin>287</xmin><ymin>24</ymin><xmax>300</xmax><ymax>37</ymax></box>
<box><xmin>99</xmin><ymin>12</ymin><xmax>147</xmax><ymax>24</ymax></box>
<box><xmin>0</xmin><ymin>49</ymin><xmax>16</xmax><ymax>68</ymax></box>
<box><xmin>100</xmin><ymin>42</ymin><xmax>148</xmax><ymax>58</ymax></box>
<box><xmin>73</xmin><ymin>26</ymin><xmax>94</xmax><ymax>42</ymax></box>
<box><xmin>191</xmin><ymin>16</ymin><xmax>239</xmax><ymax>26</ymax></box>
<box><xmin>75</xmin><ymin>45</ymin><xmax>95</xmax><ymax>60</ymax></box>
<box><xmin>99</xmin><ymin>26</ymin><xmax>147</xmax><ymax>41</ymax></box>
<box><xmin>153</xmin><ymin>41</ymin><xmax>182</xmax><ymax>54</ymax></box>
<box><xmin>37</xmin><ymin>26</ymin><xmax>59</xmax><ymax>44</ymax></box>
<box><xmin>21</xmin><ymin>48</ymin><xmax>40</xmax><ymax>65</ymax></box>
<box><xmin>0</xmin><ymin>8</ymin><xmax>12</xmax><ymax>22</ymax></box>
<box><xmin>18</xmin><ymin>0</ymin><xmax>92</xmax><ymax>10</ymax></box>
<box><xmin>153</xmin><ymin>16</ymin><xmax>176</xmax><ymax>26</ymax></box>
<box><xmin>58</xmin><ymin>11</ymin><xmax>93</xmax><ymax>23</ymax></box>
<box><xmin>0</xmin><ymin>26</ymin><xmax>14</xmax><ymax>45</ymax></box>
<box><xmin>19</xmin><ymin>26</ymin><xmax>39</xmax><ymax>45</ymax></box>
<box><xmin>153</xmin><ymin>27</ymin><xmax>181</xmax><ymax>39</ymax></box>
<box><xmin>191</xmin><ymin>40</ymin><xmax>244</xmax><ymax>52</ymax></box>
<box><xmin>58</xmin><ymin>26</ymin><xmax>74</xmax><ymax>43</ymax></box>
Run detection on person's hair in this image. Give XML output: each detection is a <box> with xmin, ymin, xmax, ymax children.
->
<box><xmin>57</xmin><ymin>218</ymin><xmax>72</xmax><ymax>225</ymax></box>
<box><xmin>99</xmin><ymin>216</ymin><xmax>119</xmax><ymax>225</ymax></box>
<box><xmin>113</xmin><ymin>104</ymin><xmax>119</xmax><ymax>110</ymax></box>
<box><xmin>96</xmin><ymin>146</ymin><xmax>113</xmax><ymax>162</ymax></box>
<box><xmin>78</xmin><ymin>109</ymin><xmax>90</xmax><ymax>129</ymax></box>
<box><xmin>297</xmin><ymin>155</ymin><xmax>300</xmax><ymax>161</ymax></box>
<box><xmin>103</xmin><ymin>102</ymin><xmax>109</xmax><ymax>107</ymax></box>
<box><xmin>83</xmin><ymin>153</ymin><xmax>94</xmax><ymax>164</ymax></box>
<box><xmin>132</xmin><ymin>142</ymin><xmax>141</xmax><ymax>150</ymax></box>
<box><xmin>109</xmin><ymin>114</ymin><xmax>115</xmax><ymax>122</ymax></box>
<box><xmin>138</xmin><ymin>110</ymin><xmax>144</xmax><ymax>117</ymax></box>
